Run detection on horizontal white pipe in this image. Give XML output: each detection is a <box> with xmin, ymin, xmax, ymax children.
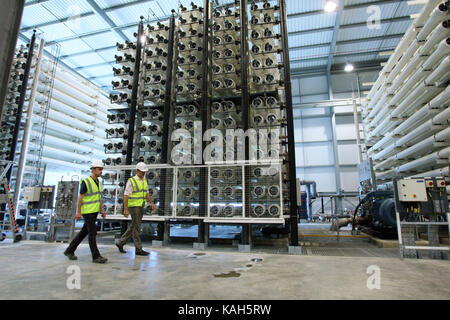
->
<box><xmin>372</xmin><ymin>107</ymin><xmax>449</xmax><ymax>160</ymax></box>
<box><xmin>32</xmin><ymin>131</ymin><xmax>96</xmax><ymax>154</ymax></box>
<box><xmin>414</xmin><ymin>166</ymin><xmax>449</xmax><ymax>178</ymax></box>
<box><xmin>365</xmin><ymin>10</ymin><xmax>448</xmax><ymax>114</ymax></box>
<box><xmin>395</xmin><ymin>127</ymin><xmax>450</xmax><ymax>160</ymax></box>
<box><xmin>423</xmin><ymin>38</ymin><xmax>450</xmax><ymax>70</ymax></box>
<box><xmin>413</xmin><ymin>0</ymin><xmax>445</xmax><ymax>28</ymax></box>
<box><xmin>41</xmin><ymin>156</ymin><xmax>87</xmax><ymax>171</ymax></box>
<box><xmin>368</xmin><ymin>58</ymin><xmax>448</xmax><ymax>133</ymax></box>
<box><xmin>42</xmin><ymin>145</ymin><xmax>93</xmax><ymax>162</ymax></box>
<box><xmin>424</xmin><ymin>56</ymin><xmax>450</xmax><ymax>86</ymax></box>
<box><xmin>415</xmin><ymin>3</ymin><xmax>449</xmax><ymax>41</ymax></box>
<box><xmin>396</xmin><ymin>147</ymin><xmax>450</xmax><ymax>173</ymax></box>
<box><xmin>36</xmin><ymin>116</ymin><xmax>110</xmax><ymax>145</ymax></box>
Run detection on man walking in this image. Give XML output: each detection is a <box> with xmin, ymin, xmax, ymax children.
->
<box><xmin>116</xmin><ymin>162</ymin><xmax>156</xmax><ymax>256</ymax></box>
<box><xmin>64</xmin><ymin>161</ymin><xmax>108</xmax><ymax>264</ymax></box>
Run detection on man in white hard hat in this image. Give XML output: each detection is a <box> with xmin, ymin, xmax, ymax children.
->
<box><xmin>64</xmin><ymin>161</ymin><xmax>108</xmax><ymax>264</ymax></box>
<box><xmin>115</xmin><ymin>162</ymin><xmax>156</xmax><ymax>256</ymax></box>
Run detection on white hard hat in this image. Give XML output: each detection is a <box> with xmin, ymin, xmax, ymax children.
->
<box><xmin>136</xmin><ymin>162</ymin><xmax>148</xmax><ymax>172</ymax></box>
<box><xmin>90</xmin><ymin>161</ymin><xmax>104</xmax><ymax>169</ymax></box>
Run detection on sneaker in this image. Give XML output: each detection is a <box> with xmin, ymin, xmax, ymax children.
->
<box><xmin>93</xmin><ymin>256</ymin><xmax>108</xmax><ymax>264</ymax></box>
<box><xmin>135</xmin><ymin>249</ymin><xmax>150</xmax><ymax>256</ymax></box>
<box><xmin>64</xmin><ymin>250</ymin><xmax>77</xmax><ymax>260</ymax></box>
<box><xmin>115</xmin><ymin>242</ymin><xmax>126</xmax><ymax>253</ymax></box>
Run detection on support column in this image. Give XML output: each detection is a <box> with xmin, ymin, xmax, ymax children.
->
<box><xmin>0</xmin><ymin>0</ymin><xmax>25</xmax><ymax>120</ymax></box>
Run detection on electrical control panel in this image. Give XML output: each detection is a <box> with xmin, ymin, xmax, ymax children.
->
<box><xmin>397</xmin><ymin>179</ymin><xmax>428</xmax><ymax>202</ymax></box>
<box><xmin>393</xmin><ymin>177</ymin><xmax>448</xmax><ymax>221</ymax></box>
<box><xmin>23</xmin><ymin>186</ymin><xmax>41</xmax><ymax>202</ymax></box>
<box><xmin>54</xmin><ymin>181</ymin><xmax>79</xmax><ymax>219</ymax></box>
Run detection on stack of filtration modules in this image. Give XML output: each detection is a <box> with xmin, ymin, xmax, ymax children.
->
<box><xmin>104</xmin><ymin>0</ymin><xmax>298</xmax><ymax>244</ymax></box>
<box><xmin>362</xmin><ymin>0</ymin><xmax>450</xmax><ymax>188</ymax></box>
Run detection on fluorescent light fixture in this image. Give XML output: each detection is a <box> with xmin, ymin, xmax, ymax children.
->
<box><xmin>363</xmin><ymin>82</ymin><xmax>376</xmax><ymax>86</ymax></box>
<box><xmin>379</xmin><ymin>50</ymin><xmax>395</xmax><ymax>56</ymax></box>
<box><xmin>324</xmin><ymin>0</ymin><xmax>337</xmax><ymax>13</ymax></box>
<box><xmin>345</xmin><ymin>62</ymin><xmax>354</xmax><ymax>72</ymax></box>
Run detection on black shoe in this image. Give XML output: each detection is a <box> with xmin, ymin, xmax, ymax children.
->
<box><xmin>115</xmin><ymin>243</ymin><xmax>126</xmax><ymax>253</ymax></box>
<box><xmin>135</xmin><ymin>249</ymin><xmax>150</xmax><ymax>256</ymax></box>
<box><xmin>64</xmin><ymin>250</ymin><xmax>77</xmax><ymax>260</ymax></box>
<box><xmin>93</xmin><ymin>256</ymin><xmax>108</xmax><ymax>264</ymax></box>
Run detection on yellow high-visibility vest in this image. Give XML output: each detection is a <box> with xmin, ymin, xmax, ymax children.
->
<box><xmin>81</xmin><ymin>177</ymin><xmax>102</xmax><ymax>214</ymax></box>
<box><xmin>128</xmin><ymin>176</ymin><xmax>148</xmax><ymax>208</ymax></box>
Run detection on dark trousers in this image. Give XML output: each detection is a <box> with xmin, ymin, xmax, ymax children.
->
<box><xmin>66</xmin><ymin>212</ymin><xmax>100</xmax><ymax>259</ymax></box>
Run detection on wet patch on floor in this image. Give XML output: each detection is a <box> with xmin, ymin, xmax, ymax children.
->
<box><xmin>112</xmin><ymin>267</ymin><xmax>120</xmax><ymax>270</ymax></box>
<box><xmin>213</xmin><ymin>271</ymin><xmax>241</xmax><ymax>278</ymax></box>
<box><xmin>250</xmin><ymin>258</ymin><xmax>263</xmax><ymax>263</ymax></box>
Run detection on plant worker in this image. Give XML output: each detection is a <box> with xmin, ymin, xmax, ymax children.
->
<box><xmin>115</xmin><ymin>162</ymin><xmax>156</xmax><ymax>256</ymax></box>
<box><xmin>64</xmin><ymin>161</ymin><xmax>108</xmax><ymax>264</ymax></box>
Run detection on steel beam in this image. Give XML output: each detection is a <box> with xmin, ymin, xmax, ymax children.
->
<box><xmin>85</xmin><ymin>0</ymin><xmax>129</xmax><ymax>42</ymax></box>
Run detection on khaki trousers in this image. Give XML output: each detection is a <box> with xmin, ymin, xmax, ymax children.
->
<box><xmin>118</xmin><ymin>206</ymin><xmax>144</xmax><ymax>251</ymax></box>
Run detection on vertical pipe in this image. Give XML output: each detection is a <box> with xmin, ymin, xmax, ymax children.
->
<box><xmin>13</xmin><ymin>38</ymin><xmax>45</xmax><ymax>209</ymax></box>
<box><xmin>240</xmin><ymin>0</ymin><xmax>251</xmax><ymax>245</ymax></box>
<box><xmin>7</xmin><ymin>31</ymin><xmax>37</xmax><ymax>182</ymax></box>
<box><xmin>159</xmin><ymin>13</ymin><xmax>175</xmax><ymax>222</ymax></box>
<box><xmin>353</xmin><ymin>92</ymin><xmax>363</xmax><ymax>163</ymax></box>
<box><xmin>122</xmin><ymin>20</ymin><xmax>143</xmax><ymax>235</ymax></box>
<box><xmin>280</xmin><ymin>0</ymin><xmax>299</xmax><ymax>246</ymax></box>
<box><xmin>198</xmin><ymin>0</ymin><xmax>211</xmax><ymax>244</ymax></box>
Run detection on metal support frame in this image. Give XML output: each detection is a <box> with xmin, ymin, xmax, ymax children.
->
<box><xmin>239</xmin><ymin>0</ymin><xmax>251</xmax><ymax>246</ymax></box>
<box><xmin>158</xmin><ymin>14</ymin><xmax>176</xmax><ymax>241</ymax></box>
<box><xmin>13</xmin><ymin>38</ymin><xmax>45</xmax><ymax>209</ymax></box>
<box><xmin>7</xmin><ymin>31</ymin><xmax>36</xmax><ymax>182</ymax></box>
<box><xmin>121</xmin><ymin>20</ymin><xmax>144</xmax><ymax>235</ymax></box>
<box><xmin>197</xmin><ymin>0</ymin><xmax>212</xmax><ymax>245</ymax></box>
<box><xmin>280</xmin><ymin>0</ymin><xmax>299</xmax><ymax>247</ymax></box>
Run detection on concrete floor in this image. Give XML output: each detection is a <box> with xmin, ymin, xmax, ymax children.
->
<box><xmin>0</xmin><ymin>239</ymin><xmax>449</xmax><ymax>300</ymax></box>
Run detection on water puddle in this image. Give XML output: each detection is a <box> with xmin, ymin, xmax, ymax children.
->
<box><xmin>250</xmin><ymin>258</ymin><xmax>263</xmax><ymax>262</ymax></box>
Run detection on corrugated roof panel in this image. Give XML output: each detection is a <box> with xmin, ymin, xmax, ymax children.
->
<box><xmin>333</xmin><ymin>53</ymin><xmax>378</xmax><ymax>65</ymax></box>
<box><xmin>96</xmin><ymin>47</ymin><xmax>120</xmax><ymax>63</ymax></box>
<box><xmin>291</xmin><ymin>59</ymin><xmax>328</xmax><ymax>70</ymax></box>
<box><xmin>335</xmin><ymin>39</ymin><xmax>382</xmax><ymax>54</ymax></box>
<box><xmin>37</xmin><ymin>23</ymin><xmax>76</xmax><ymax>42</ymax></box>
<box><xmin>64</xmin><ymin>52</ymin><xmax>106</xmax><ymax>66</ymax></box>
<box><xmin>290</xmin><ymin>46</ymin><xmax>330</xmax><ymax>61</ymax></box>
<box><xmin>41</xmin><ymin>0</ymin><xmax>93</xmax><ymax>17</ymax></box>
<box><xmin>386</xmin><ymin>20</ymin><xmax>413</xmax><ymax>35</ymax></box>
<box><xmin>80</xmin><ymin>65</ymin><xmax>115</xmax><ymax>78</ymax></box>
<box><xmin>82</xmin><ymin>31</ymin><xmax>123</xmax><ymax>49</ymax></box>
<box><xmin>95</xmin><ymin>0</ymin><xmax>132</xmax><ymax>10</ymax></box>
<box><xmin>57</xmin><ymin>38</ymin><xmax>95</xmax><ymax>56</ymax></box>
<box><xmin>341</xmin><ymin>3</ymin><xmax>398</xmax><ymax>25</ymax></box>
<box><xmin>22</xmin><ymin>5</ymin><xmax>60</xmax><ymax>27</ymax></box>
<box><xmin>288</xmin><ymin>13</ymin><xmax>336</xmax><ymax>33</ymax></box>
<box><xmin>338</xmin><ymin>23</ymin><xmax>390</xmax><ymax>41</ymax></box>
<box><xmin>396</xmin><ymin>2</ymin><xmax>423</xmax><ymax>17</ymax></box>
<box><xmin>289</xmin><ymin>30</ymin><xmax>333</xmax><ymax>47</ymax></box>
<box><xmin>286</xmin><ymin>0</ymin><xmax>326</xmax><ymax>14</ymax></box>
<box><xmin>107</xmin><ymin>2</ymin><xmax>166</xmax><ymax>26</ymax></box>
<box><xmin>68</xmin><ymin>14</ymin><xmax>111</xmax><ymax>35</ymax></box>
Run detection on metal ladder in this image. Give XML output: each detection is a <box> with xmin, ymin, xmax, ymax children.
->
<box><xmin>0</xmin><ymin>161</ymin><xmax>22</xmax><ymax>242</ymax></box>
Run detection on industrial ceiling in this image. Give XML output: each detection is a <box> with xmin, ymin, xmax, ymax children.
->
<box><xmin>19</xmin><ymin>0</ymin><xmax>424</xmax><ymax>92</ymax></box>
